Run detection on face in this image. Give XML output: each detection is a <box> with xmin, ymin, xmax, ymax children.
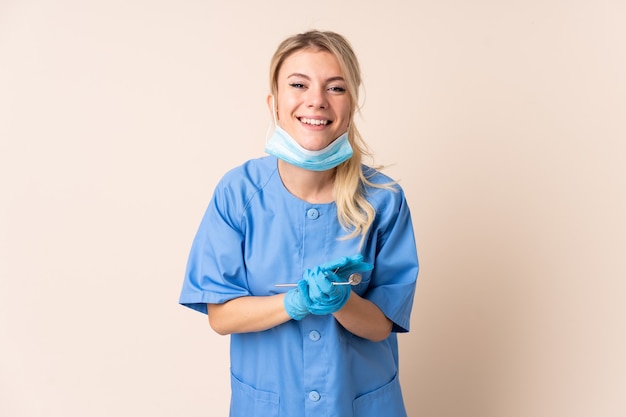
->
<box><xmin>270</xmin><ymin>49</ymin><xmax>352</xmax><ymax>151</ymax></box>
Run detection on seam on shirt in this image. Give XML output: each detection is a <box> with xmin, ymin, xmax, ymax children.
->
<box><xmin>238</xmin><ymin>162</ymin><xmax>279</xmax><ymax>231</ymax></box>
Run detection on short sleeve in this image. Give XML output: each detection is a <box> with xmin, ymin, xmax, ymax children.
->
<box><xmin>178</xmin><ymin>179</ymin><xmax>251</xmax><ymax>314</ymax></box>
<box><xmin>365</xmin><ymin>187</ymin><xmax>419</xmax><ymax>333</ymax></box>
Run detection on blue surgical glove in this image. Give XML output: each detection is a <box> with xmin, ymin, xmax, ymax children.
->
<box><xmin>302</xmin><ymin>266</ymin><xmax>351</xmax><ymax>315</ymax></box>
<box><xmin>318</xmin><ymin>254</ymin><xmax>374</xmax><ymax>281</ymax></box>
<box><xmin>283</xmin><ymin>279</ymin><xmax>310</xmax><ymax>320</ymax></box>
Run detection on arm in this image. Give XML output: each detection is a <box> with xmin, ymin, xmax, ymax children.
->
<box><xmin>207</xmin><ymin>294</ymin><xmax>291</xmax><ymax>335</ymax></box>
<box><xmin>206</xmin><ymin>285</ymin><xmax>392</xmax><ymax>341</ymax></box>
<box><xmin>333</xmin><ymin>292</ymin><xmax>393</xmax><ymax>342</ymax></box>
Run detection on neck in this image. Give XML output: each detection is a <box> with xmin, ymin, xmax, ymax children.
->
<box><xmin>277</xmin><ymin>159</ymin><xmax>336</xmax><ymax>204</ymax></box>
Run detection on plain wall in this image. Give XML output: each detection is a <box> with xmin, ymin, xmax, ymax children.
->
<box><xmin>1</xmin><ymin>1</ymin><xmax>625</xmax><ymax>416</ymax></box>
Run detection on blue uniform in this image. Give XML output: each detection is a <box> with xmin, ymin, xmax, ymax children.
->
<box><xmin>180</xmin><ymin>156</ymin><xmax>419</xmax><ymax>417</ymax></box>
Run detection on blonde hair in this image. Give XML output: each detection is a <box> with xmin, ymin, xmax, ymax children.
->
<box><xmin>269</xmin><ymin>30</ymin><xmax>393</xmax><ymax>245</ymax></box>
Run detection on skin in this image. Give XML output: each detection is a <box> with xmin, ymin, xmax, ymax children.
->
<box><xmin>271</xmin><ymin>49</ymin><xmax>351</xmax><ymax>203</ymax></box>
<box><xmin>207</xmin><ymin>49</ymin><xmax>392</xmax><ymax>342</ymax></box>
<box><xmin>272</xmin><ymin>49</ymin><xmax>351</xmax><ymax>153</ymax></box>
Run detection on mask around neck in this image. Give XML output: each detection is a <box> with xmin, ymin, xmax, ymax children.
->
<box><xmin>265</xmin><ymin>125</ymin><xmax>353</xmax><ymax>171</ymax></box>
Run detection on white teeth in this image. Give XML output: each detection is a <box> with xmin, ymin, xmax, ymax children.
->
<box><xmin>300</xmin><ymin>117</ymin><xmax>328</xmax><ymax>126</ymax></box>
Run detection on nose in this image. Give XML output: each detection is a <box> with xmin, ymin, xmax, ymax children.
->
<box><xmin>306</xmin><ymin>86</ymin><xmax>327</xmax><ymax>109</ymax></box>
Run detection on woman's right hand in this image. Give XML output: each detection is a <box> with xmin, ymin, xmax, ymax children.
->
<box><xmin>302</xmin><ymin>266</ymin><xmax>351</xmax><ymax>315</ymax></box>
<box><xmin>318</xmin><ymin>254</ymin><xmax>373</xmax><ymax>280</ymax></box>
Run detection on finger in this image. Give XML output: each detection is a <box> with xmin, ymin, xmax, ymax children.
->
<box><xmin>335</xmin><ymin>261</ymin><xmax>373</xmax><ymax>278</ymax></box>
<box><xmin>315</xmin><ymin>271</ymin><xmax>335</xmax><ymax>293</ymax></box>
<box><xmin>304</xmin><ymin>268</ymin><xmax>326</xmax><ymax>299</ymax></box>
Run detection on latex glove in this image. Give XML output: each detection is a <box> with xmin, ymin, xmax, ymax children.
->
<box><xmin>283</xmin><ymin>279</ymin><xmax>310</xmax><ymax>320</ymax></box>
<box><xmin>318</xmin><ymin>254</ymin><xmax>373</xmax><ymax>281</ymax></box>
<box><xmin>302</xmin><ymin>266</ymin><xmax>351</xmax><ymax>315</ymax></box>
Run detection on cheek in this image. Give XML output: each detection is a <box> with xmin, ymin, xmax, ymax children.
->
<box><xmin>335</xmin><ymin>101</ymin><xmax>353</xmax><ymax>126</ymax></box>
<box><xmin>333</xmin><ymin>96</ymin><xmax>352</xmax><ymax>114</ymax></box>
<box><xmin>276</xmin><ymin>96</ymin><xmax>298</xmax><ymax>120</ymax></box>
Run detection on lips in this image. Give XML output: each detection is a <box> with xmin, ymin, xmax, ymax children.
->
<box><xmin>298</xmin><ymin>117</ymin><xmax>331</xmax><ymax>126</ymax></box>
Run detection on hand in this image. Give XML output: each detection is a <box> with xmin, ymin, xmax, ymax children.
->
<box><xmin>302</xmin><ymin>266</ymin><xmax>351</xmax><ymax>315</ymax></box>
<box><xmin>284</xmin><ymin>255</ymin><xmax>373</xmax><ymax>320</ymax></box>
<box><xmin>318</xmin><ymin>254</ymin><xmax>374</xmax><ymax>281</ymax></box>
<box><xmin>283</xmin><ymin>280</ymin><xmax>310</xmax><ymax>320</ymax></box>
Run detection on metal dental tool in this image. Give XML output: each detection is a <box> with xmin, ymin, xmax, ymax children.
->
<box><xmin>275</xmin><ymin>273</ymin><xmax>362</xmax><ymax>287</ymax></box>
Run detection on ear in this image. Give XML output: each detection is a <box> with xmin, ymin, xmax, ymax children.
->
<box><xmin>266</xmin><ymin>94</ymin><xmax>279</xmax><ymax>120</ymax></box>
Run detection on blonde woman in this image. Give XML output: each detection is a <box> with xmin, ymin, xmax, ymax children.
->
<box><xmin>180</xmin><ymin>30</ymin><xmax>419</xmax><ymax>417</ymax></box>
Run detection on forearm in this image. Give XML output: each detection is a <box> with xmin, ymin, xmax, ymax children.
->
<box><xmin>207</xmin><ymin>294</ymin><xmax>291</xmax><ymax>335</ymax></box>
<box><xmin>333</xmin><ymin>293</ymin><xmax>393</xmax><ymax>342</ymax></box>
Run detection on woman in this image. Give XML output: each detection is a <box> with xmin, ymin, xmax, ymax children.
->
<box><xmin>179</xmin><ymin>30</ymin><xmax>419</xmax><ymax>417</ymax></box>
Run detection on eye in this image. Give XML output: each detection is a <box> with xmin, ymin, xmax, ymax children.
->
<box><xmin>328</xmin><ymin>86</ymin><xmax>346</xmax><ymax>94</ymax></box>
<box><xmin>289</xmin><ymin>83</ymin><xmax>306</xmax><ymax>89</ymax></box>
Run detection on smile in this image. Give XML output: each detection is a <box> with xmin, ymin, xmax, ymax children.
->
<box><xmin>298</xmin><ymin>117</ymin><xmax>331</xmax><ymax>126</ymax></box>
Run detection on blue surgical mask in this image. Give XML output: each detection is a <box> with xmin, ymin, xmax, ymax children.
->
<box><xmin>264</xmin><ymin>96</ymin><xmax>353</xmax><ymax>171</ymax></box>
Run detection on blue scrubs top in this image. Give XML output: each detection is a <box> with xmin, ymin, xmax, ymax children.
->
<box><xmin>180</xmin><ymin>156</ymin><xmax>419</xmax><ymax>417</ymax></box>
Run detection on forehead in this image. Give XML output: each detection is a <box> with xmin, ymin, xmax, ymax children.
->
<box><xmin>278</xmin><ymin>49</ymin><xmax>344</xmax><ymax>79</ymax></box>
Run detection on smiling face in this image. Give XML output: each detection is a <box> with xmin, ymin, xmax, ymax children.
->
<box><xmin>270</xmin><ymin>49</ymin><xmax>352</xmax><ymax>152</ymax></box>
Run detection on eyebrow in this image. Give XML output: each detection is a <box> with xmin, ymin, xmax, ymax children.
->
<box><xmin>287</xmin><ymin>73</ymin><xmax>345</xmax><ymax>83</ymax></box>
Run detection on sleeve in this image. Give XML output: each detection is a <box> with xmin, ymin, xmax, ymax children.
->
<box><xmin>178</xmin><ymin>179</ymin><xmax>251</xmax><ymax>314</ymax></box>
<box><xmin>365</xmin><ymin>187</ymin><xmax>419</xmax><ymax>333</ymax></box>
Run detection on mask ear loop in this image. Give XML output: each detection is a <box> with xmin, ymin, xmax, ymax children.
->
<box><xmin>265</xmin><ymin>95</ymin><xmax>279</xmax><ymax>144</ymax></box>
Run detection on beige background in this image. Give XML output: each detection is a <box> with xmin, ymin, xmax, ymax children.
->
<box><xmin>1</xmin><ymin>1</ymin><xmax>625</xmax><ymax>416</ymax></box>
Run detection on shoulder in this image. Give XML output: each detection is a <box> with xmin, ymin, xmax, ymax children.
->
<box><xmin>217</xmin><ymin>157</ymin><xmax>277</xmax><ymax>195</ymax></box>
<box><xmin>220</xmin><ymin>156</ymin><xmax>277</xmax><ymax>187</ymax></box>
<box><xmin>360</xmin><ymin>165</ymin><xmax>407</xmax><ymax>211</ymax></box>
<box><xmin>213</xmin><ymin>156</ymin><xmax>278</xmax><ymax>211</ymax></box>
